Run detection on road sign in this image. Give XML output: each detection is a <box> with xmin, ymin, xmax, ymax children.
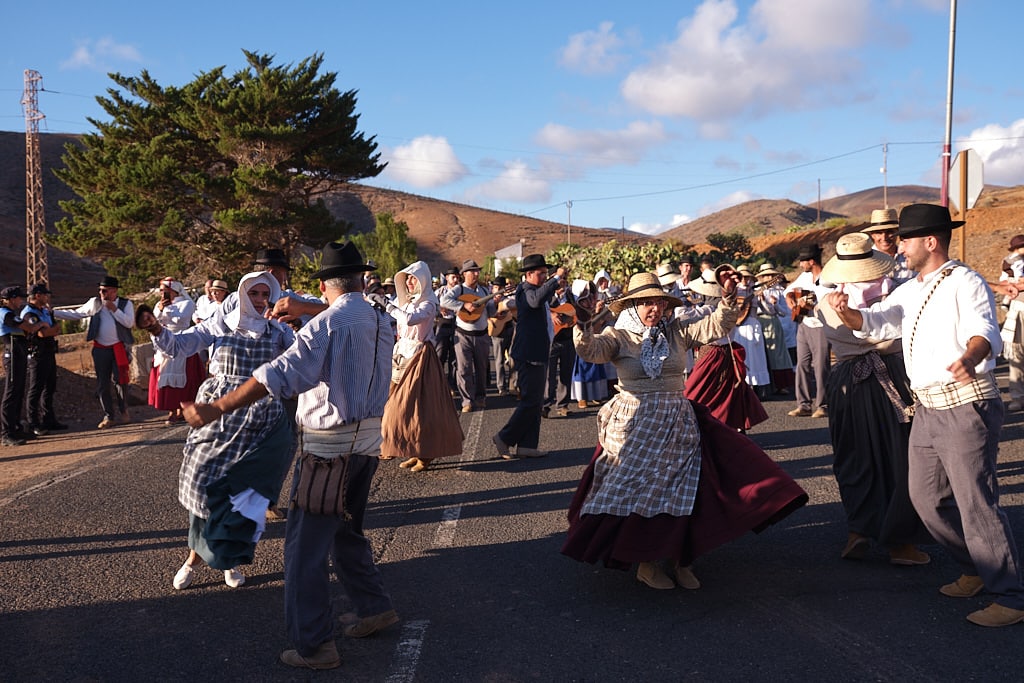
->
<box><xmin>948</xmin><ymin>148</ymin><xmax>984</xmax><ymax>210</ymax></box>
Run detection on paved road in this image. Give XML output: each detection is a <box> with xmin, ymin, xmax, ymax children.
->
<box><xmin>3</xmin><ymin>374</ymin><xmax>1024</xmax><ymax>682</ymax></box>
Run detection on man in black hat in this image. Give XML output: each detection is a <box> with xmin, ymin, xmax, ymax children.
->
<box><xmin>1</xmin><ymin>286</ymin><xmax>46</xmax><ymax>445</ymax></box>
<box><xmin>827</xmin><ymin>203</ymin><xmax>1024</xmax><ymax>627</ymax></box>
<box><xmin>22</xmin><ymin>284</ymin><xmax>68</xmax><ymax>435</ymax></box>
<box><xmin>55</xmin><ymin>276</ymin><xmax>135</xmax><ymax>428</ymax></box>
<box><xmin>433</xmin><ymin>266</ymin><xmax>461</xmax><ymax>391</ymax></box>
<box><xmin>493</xmin><ymin>254</ymin><xmax>566</xmax><ymax>458</ymax></box>
<box><xmin>439</xmin><ymin>259</ymin><xmax>496</xmax><ymax>412</ymax></box>
<box><xmin>784</xmin><ymin>244</ymin><xmax>831</xmax><ymax>418</ymax></box>
<box><xmin>184</xmin><ymin>240</ymin><xmax>397</xmax><ymax>668</ymax></box>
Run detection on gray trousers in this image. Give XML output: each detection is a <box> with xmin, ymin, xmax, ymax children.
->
<box><xmin>455</xmin><ymin>331</ymin><xmax>489</xmax><ymax>407</ymax></box>
<box><xmin>92</xmin><ymin>345</ymin><xmax>128</xmax><ymax>419</ymax></box>
<box><xmin>492</xmin><ymin>334</ymin><xmax>512</xmax><ymax>392</ymax></box>
<box><xmin>284</xmin><ymin>453</ymin><xmax>393</xmax><ymax>656</ymax></box>
<box><xmin>908</xmin><ymin>399</ymin><xmax>1024</xmax><ymax>609</ymax></box>
<box><xmin>794</xmin><ymin>324</ymin><xmax>830</xmax><ymax>411</ymax></box>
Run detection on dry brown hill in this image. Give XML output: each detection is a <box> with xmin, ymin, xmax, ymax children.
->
<box><xmin>3</xmin><ymin>131</ymin><xmax>1024</xmax><ymax>302</ymax></box>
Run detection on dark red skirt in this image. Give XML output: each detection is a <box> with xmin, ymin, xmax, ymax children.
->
<box><xmin>561</xmin><ymin>401</ymin><xmax>808</xmax><ymax>569</ymax></box>
<box><xmin>148</xmin><ymin>354</ymin><xmax>206</xmax><ymax>411</ymax></box>
<box><xmin>685</xmin><ymin>342</ymin><xmax>768</xmax><ymax>430</ymax></box>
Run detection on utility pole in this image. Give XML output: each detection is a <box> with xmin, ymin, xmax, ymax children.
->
<box><xmin>565</xmin><ymin>200</ymin><xmax>573</xmax><ymax>246</ymax></box>
<box><xmin>816</xmin><ymin>178</ymin><xmax>821</xmax><ymax>226</ymax></box>
<box><xmin>940</xmin><ymin>0</ymin><xmax>957</xmax><ymax>207</ymax></box>
<box><xmin>22</xmin><ymin>69</ymin><xmax>48</xmax><ymax>288</ymax></box>
<box><xmin>881</xmin><ymin>143</ymin><xmax>889</xmax><ymax>208</ymax></box>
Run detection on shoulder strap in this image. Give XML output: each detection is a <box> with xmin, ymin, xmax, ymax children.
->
<box><xmin>908</xmin><ymin>264</ymin><xmax>959</xmax><ymax>362</ymax></box>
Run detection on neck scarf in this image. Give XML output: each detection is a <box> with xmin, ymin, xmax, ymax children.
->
<box><xmin>615</xmin><ymin>307</ymin><xmax>670</xmax><ymax>378</ymax></box>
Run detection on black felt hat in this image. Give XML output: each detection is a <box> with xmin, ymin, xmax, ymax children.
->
<box><xmin>253</xmin><ymin>248</ymin><xmax>291</xmax><ymax>270</ymax></box>
<box><xmin>897</xmin><ymin>203</ymin><xmax>964</xmax><ymax>239</ymax></box>
<box><xmin>99</xmin><ymin>276</ymin><xmax>120</xmax><ymax>289</ymax></box>
<box><xmin>311</xmin><ymin>242</ymin><xmax>376</xmax><ymax>280</ymax></box>
<box><xmin>518</xmin><ymin>253</ymin><xmax>553</xmax><ymax>272</ymax></box>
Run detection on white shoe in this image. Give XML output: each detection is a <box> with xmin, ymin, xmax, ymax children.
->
<box><xmin>172</xmin><ymin>563</ymin><xmax>194</xmax><ymax>590</ymax></box>
<box><xmin>224</xmin><ymin>568</ymin><xmax>245</xmax><ymax>588</ymax></box>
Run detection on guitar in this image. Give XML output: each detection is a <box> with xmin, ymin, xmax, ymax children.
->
<box><xmin>551</xmin><ymin>303</ymin><xmax>577</xmax><ymax>334</ymax></box>
<box><xmin>488</xmin><ymin>299</ymin><xmax>517</xmax><ymax>337</ymax></box>
<box><xmin>787</xmin><ymin>287</ymin><xmax>816</xmax><ymax>322</ymax></box>
<box><xmin>456</xmin><ymin>284</ymin><xmax>515</xmax><ymax>323</ymax></box>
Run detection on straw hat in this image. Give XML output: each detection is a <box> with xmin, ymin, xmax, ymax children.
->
<box><xmin>655</xmin><ymin>261</ymin><xmax>680</xmax><ymax>286</ymax></box>
<box><xmin>819</xmin><ymin>232</ymin><xmax>896</xmax><ymax>285</ymax></box>
<box><xmin>609</xmin><ymin>272</ymin><xmax>684</xmax><ymax>314</ymax></box>
<box><xmin>687</xmin><ymin>272</ymin><xmax>722</xmax><ymax>298</ymax></box>
<box><xmin>735</xmin><ymin>264</ymin><xmax>754</xmax><ymax>279</ymax></box>
<box><xmin>863</xmin><ymin>208</ymin><xmax>899</xmax><ymax>233</ymax></box>
<box><xmin>756</xmin><ymin>263</ymin><xmax>781</xmax><ymax>278</ymax></box>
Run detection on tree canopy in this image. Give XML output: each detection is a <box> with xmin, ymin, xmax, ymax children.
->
<box><xmin>54</xmin><ymin>50</ymin><xmax>385</xmax><ymax>290</ymax></box>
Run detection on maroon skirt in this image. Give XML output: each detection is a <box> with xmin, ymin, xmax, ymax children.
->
<box><xmin>148</xmin><ymin>354</ymin><xmax>206</xmax><ymax>411</ymax></box>
<box><xmin>561</xmin><ymin>401</ymin><xmax>807</xmax><ymax>569</ymax></box>
<box><xmin>685</xmin><ymin>342</ymin><xmax>768</xmax><ymax>431</ymax></box>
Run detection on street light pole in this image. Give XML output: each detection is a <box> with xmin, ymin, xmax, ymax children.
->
<box><xmin>941</xmin><ymin>0</ymin><xmax>957</xmax><ymax>207</ymax></box>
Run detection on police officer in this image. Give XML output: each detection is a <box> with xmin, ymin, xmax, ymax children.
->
<box><xmin>1</xmin><ymin>286</ymin><xmax>45</xmax><ymax>446</ymax></box>
<box><xmin>22</xmin><ymin>284</ymin><xmax>67</xmax><ymax>435</ymax></box>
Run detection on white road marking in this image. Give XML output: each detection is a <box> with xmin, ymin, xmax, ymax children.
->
<box><xmin>385</xmin><ymin>619</ymin><xmax>429</xmax><ymax>683</ymax></box>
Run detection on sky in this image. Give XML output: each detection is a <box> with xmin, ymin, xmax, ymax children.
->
<box><xmin>3</xmin><ymin>0</ymin><xmax>1023</xmax><ymax>237</ymax></box>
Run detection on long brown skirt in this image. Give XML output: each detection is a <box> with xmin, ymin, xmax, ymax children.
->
<box><xmin>381</xmin><ymin>343</ymin><xmax>464</xmax><ymax>460</ymax></box>
<box><xmin>562</xmin><ymin>401</ymin><xmax>807</xmax><ymax>569</ymax></box>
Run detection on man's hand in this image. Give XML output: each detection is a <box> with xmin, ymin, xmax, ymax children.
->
<box><xmin>946</xmin><ymin>358</ymin><xmax>978</xmax><ymax>385</ymax></box>
<box><xmin>272</xmin><ymin>296</ymin><xmax>326</xmax><ymax>324</ymax></box>
<box><xmin>716</xmin><ymin>267</ymin><xmax>739</xmax><ymax>295</ymax></box>
<box><xmin>181</xmin><ymin>401</ymin><xmax>222</xmax><ymax>428</ymax></box>
<box><xmin>825</xmin><ymin>291</ymin><xmax>849</xmax><ymax>314</ymax></box>
<box><xmin>365</xmin><ymin>292</ymin><xmax>389</xmax><ymax>310</ymax></box>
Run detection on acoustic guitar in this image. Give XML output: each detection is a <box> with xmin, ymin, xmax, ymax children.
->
<box><xmin>787</xmin><ymin>287</ymin><xmax>816</xmax><ymax>322</ymax></box>
<box><xmin>551</xmin><ymin>303</ymin><xmax>577</xmax><ymax>335</ymax></box>
<box><xmin>456</xmin><ymin>284</ymin><xmax>515</xmax><ymax>323</ymax></box>
<box><xmin>488</xmin><ymin>299</ymin><xmax>517</xmax><ymax>337</ymax></box>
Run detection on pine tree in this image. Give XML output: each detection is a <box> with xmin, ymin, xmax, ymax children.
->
<box><xmin>54</xmin><ymin>50</ymin><xmax>384</xmax><ymax>290</ymax></box>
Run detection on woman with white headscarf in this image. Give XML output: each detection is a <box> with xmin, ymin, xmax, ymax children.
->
<box><xmin>148</xmin><ymin>277</ymin><xmax>203</xmax><ymax>425</ymax></box>
<box><xmin>138</xmin><ymin>272</ymin><xmax>296</xmax><ymax>590</ymax></box>
<box><xmin>562</xmin><ymin>271</ymin><xmax>808</xmax><ymax>591</ymax></box>
<box><xmin>372</xmin><ymin>260</ymin><xmax>464</xmax><ymax>472</ymax></box>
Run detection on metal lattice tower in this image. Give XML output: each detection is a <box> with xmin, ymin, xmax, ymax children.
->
<box><xmin>22</xmin><ymin>69</ymin><xmax>48</xmax><ymax>288</ymax></box>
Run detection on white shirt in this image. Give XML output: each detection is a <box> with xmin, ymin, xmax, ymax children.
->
<box><xmin>857</xmin><ymin>260</ymin><xmax>1001</xmax><ymax>391</ymax></box>
<box><xmin>55</xmin><ymin>297</ymin><xmax>134</xmax><ymax>346</ymax></box>
<box><xmin>784</xmin><ymin>271</ymin><xmax>831</xmax><ymax>329</ymax></box>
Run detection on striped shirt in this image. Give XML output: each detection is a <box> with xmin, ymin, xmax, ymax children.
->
<box><xmin>254</xmin><ymin>292</ymin><xmax>393</xmax><ymax>430</ymax></box>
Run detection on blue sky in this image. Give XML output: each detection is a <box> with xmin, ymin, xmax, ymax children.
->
<box><xmin>3</xmin><ymin>0</ymin><xmax>1022</xmax><ymax>236</ymax></box>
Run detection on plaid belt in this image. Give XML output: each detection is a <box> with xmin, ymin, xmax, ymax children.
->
<box><xmin>913</xmin><ymin>372</ymin><xmax>998</xmax><ymax>410</ymax></box>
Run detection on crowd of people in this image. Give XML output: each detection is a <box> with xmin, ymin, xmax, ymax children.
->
<box><xmin>4</xmin><ymin>201</ymin><xmax>1024</xmax><ymax>672</ymax></box>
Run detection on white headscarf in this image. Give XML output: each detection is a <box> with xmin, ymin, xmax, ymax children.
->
<box><xmin>224</xmin><ymin>271</ymin><xmax>281</xmax><ymax>338</ymax></box>
<box><xmin>395</xmin><ymin>261</ymin><xmax>439</xmax><ymax>309</ymax></box>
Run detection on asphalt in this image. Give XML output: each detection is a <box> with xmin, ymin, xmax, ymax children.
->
<box><xmin>3</xmin><ymin>370</ymin><xmax>1024</xmax><ymax>682</ymax></box>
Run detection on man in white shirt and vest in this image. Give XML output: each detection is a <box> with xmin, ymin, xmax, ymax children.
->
<box><xmin>826</xmin><ymin>203</ymin><xmax>1024</xmax><ymax>628</ymax></box>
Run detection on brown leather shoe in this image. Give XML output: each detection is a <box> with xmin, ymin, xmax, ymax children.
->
<box><xmin>636</xmin><ymin>562</ymin><xmax>674</xmax><ymax>590</ymax></box>
<box><xmin>966</xmin><ymin>602</ymin><xmax>1024</xmax><ymax>627</ymax></box>
<box><xmin>811</xmin><ymin>407</ymin><xmax>828</xmax><ymax>418</ymax></box>
<box><xmin>940</xmin><ymin>574</ymin><xmax>985</xmax><ymax>598</ymax></box>
<box><xmin>787</xmin><ymin>407</ymin><xmax>812</xmax><ymax>417</ymax></box>
<box><xmin>840</xmin><ymin>533</ymin><xmax>870</xmax><ymax>560</ymax></box>
<box><xmin>280</xmin><ymin>641</ymin><xmax>341</xmax><ymax>669</ymax></box>
<box><xmin>344</xmin><ymin>609</ymin><xmax>399</xmax><ymax>638</ymax></box>
<box><xmin>265</xmin><ymin>505</ymin><xmax>286</xmax><ymax>521</ymax></box>
<box><xmin>889</xmin><ymin>545</ymin><xmax>930</xmax><ymax>566</ymax></box>
<box><xmin>674</xmin><ymin>564</ymin><xmax>701</xmax><ymax>590</ymax></box>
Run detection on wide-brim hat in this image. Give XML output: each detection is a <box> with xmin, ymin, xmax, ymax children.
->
<box><xmin>756</xmin><ymin>263</ymin><xmax>781</xmax><ymax>278</ymax></box>
<box><xmin>796</xmin><ymin>244</ymin><xmax>823</xmax><ymax>262</ymax></box>
<box><xmin>311</xmin><ymin>241</ymin><xmax>376</xmax><ymax>280</ymax></box>
<box><xmin>609</xmin><ymin>272</ymin><xmax>684</xmax><ymax>314</ymax></box>
<box><xmin>655</xmin><ymin>261</ymin><xmax>679</xmax><ymax>286</ymax></box>
<box><xmin>897</xmin><ymin>203</ymin><xmax>964</xmax><ymax>238</ymax></box>
<box><xmin>863</xmin><ymin>208</ymin><xmax>899</xmax><ymax>233</ymax></box>
<box><xmin>492</xmin><ymin>276</ymin><xmax>508</xmax><ymax>287</ymax></box>
<box><xmin>687</xmin><ymin>273</ymin><xmax>722</xmax><ymax>298</ymax></box>
<box><xmin>819</xmin><ymin>232</ymin><xmax>896</xmax><ymax>285</ymax></box>
<box><xmin>519</xmin><ymin>253</ymin><xmax>552</xmax><ymax>272</ymax></box>
<box><xmin>1009</xmin><ymin>234</ymin><xmax>1024</xmax><ymax>251</ymax></box>
<box><xmin>442</xmin><ymin>266</ymin><xmax>460</xmax><ymax>277</ymax></box>
<box><xmin>461</xmin><ymin>259</ymin><xmax>482</xmax><ymax>273</ymax></box>
<box><xmin>99</xmin><ymin>276</ymin><xmax>120</xmax><ymax>289</ymax></box>
<box><xmin>735</xmin><ymin>264</ymin><xmax>754</xmax><ymax>278</ymax></box>
<box><xmin>253</xmin><ymin>248</ymin><xmax>291</xmax><ymax>270</ymax></box>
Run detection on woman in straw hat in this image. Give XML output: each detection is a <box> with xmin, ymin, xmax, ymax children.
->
<box><xmin>816</xmin><ymin>233</ymin><xmax>930</xmax><ymax>565</ymax></box>
<box><xmin>754</xmin><ymin>263</ymin><xmax>797</xmax><ymax>393</ymax></box>
<box><xmin>683</xmin><ymin>268</ymin><xmax>769</xmax><ymax>431</ymax></box>
<box><xmin>562</xmin><ymin>271</ymin><xmax>808</xmax><ymax>590</ymax></box>
<box><xmin>374</xmin><ymin>261</ymin><xmax>465</xmax><ymax>472</ymax></box>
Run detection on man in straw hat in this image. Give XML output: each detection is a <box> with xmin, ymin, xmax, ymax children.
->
<box><xmin>826</xmin><ymin>204</ymin><xmax>1024</xmax><ymax>627</ymax></box>
<box><xmin>863</xmin><ymin>208</ymin><xmax>915</xmax><ymax>284</ymax></box>
<box><xmin>184</xmin><ymin>241</ymin><xmax>398</xmax><ymax>667</ymax></box>
<box><xmin>816</xmin><ymin>233</ymin><xmax>930</xmax><ymax>567</ymax></box>
<box><xmin>493</xmin><ymin>253</ymin><xmax>566</xmax><ymax>459</ymax></box>
<box><xmin>784</xmin><ymin>245</ymin><xmax>831</xmax><ymax>418</ymax></box>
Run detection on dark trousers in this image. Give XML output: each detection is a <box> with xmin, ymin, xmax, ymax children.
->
<box><xmin>92</xmin><ymin>345</ymin><xmax>127</xmax><ymax>419</ymax></box>
<box><xmin>434</xmin><ymin>322</ymin><xmax>456</xmax><ymax>387</ymax></box>
<box><xmin>545</xmin><ymin>334</ymin><xmax>575</xmax><ymax>409</ymax></box>
<box><xmin>26</xmin><ymin>346</ymin><xmax>58</xmax><ymax>426</ymax></box>
<box><xmin>498</xmin><ymin>361</ymin><xmax>546</xmax><ymax>449</ymax></box>
<box><xmin>2</xmin><ymin>338</ymin><xmax>28</xmax><ymax>437</ymax></box>
<box><xmin>284</xmin><ymin>453</ymin><xmax>393</xmax><ymax>656</ymax></box>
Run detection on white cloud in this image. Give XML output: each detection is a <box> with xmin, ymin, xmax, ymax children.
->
<box><xmin>534</xmin><ymin>120</ymin><xmax>669</xmax><ymax>168</ymax></box>
<box><xmin>821</xmin><ymin>185</ymin><xmax>847</xmax><ymax>200</ymax></box>
<box><xmin>959</xmin><ymin>119</ymin><xmax>1024</xmax><ymax>186</ymax></box>
<box><xmin>60</xmin><ymin>37</ymin><xmax>143</xmax><ymax>71</ymax></box>
<box><xmin>697</xmin><ymin>189</ymin><xmax>761</xmax><ymax>217</ymax></box>
<box><xmin>461</xmin><ymin>160</ymin><xmax>552</xmax><ymax>204</ymax></box>
<box><xmin>620</xmin><ymin>0</ymin><xmax>868</xmax><ymax>124</ymax></box>
<box><xmin>629</xmin><ymin>212</ymin><xmax>692</xmax><ymax>235</ymax></box>
<box><xmin>382</xmin><ymin>136</ymin><xmax>468</xmax><ymax>188</ymax></box>
<box><xmin>560</xmin><ymin>21</ymin><xmax>625</xmax><ymax>75</ymax></box>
